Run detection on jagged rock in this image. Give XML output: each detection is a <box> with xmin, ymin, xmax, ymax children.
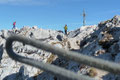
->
<box><xmin>57</xmin><ymin>30</ymin><xmax>63</xmax><ymax>33</ymax></box>
<box><xmin>56</xmin><ymin>34</ymin><xmax>63</xmax><ymax>41</ymax></box>
<box><xmin>68</xmin><ymin>28</ymin><xmax>81</xmax><ymax>38</ymax></box>
<box><xmin>32</xmin><ymin>26</ymin><xmax>38</xmax><ymax>29</ymax></box>
<box><xmin>0</xmin><ymin>44</ymin><xmax>3</xmax><ymax>63</ymax></box>
<box><xmin>108</xmin><ymin>27</ymin><xmax>120</xmax><ymax>41</ymax></box>
<box><xmin>115</xmin><ymin>53</ymin><xmax>120</xmax><ymax>63</ymax></box>
<box><xmin>1</xmin><ymin>30</ymin><xmax>8</xmax><ymax>39</ymax></box>
<box><xmin>1</xmin><ymin>15</ymin><xmax>120</xmax><ymax>80</ymax></box>
<box><xmin>16</xmin><ymin>65</ymin><xmax>29</xmax><ymax>80</ymax></box>
<box><xmin>111</xmin><ymin>15</ymin><xmax>120</xmax><ymax>26</ymax></box>
<box><xmin>94</xmin><ymin>49</ymin><xmax>105</xmax><ymax>56</ymax></box>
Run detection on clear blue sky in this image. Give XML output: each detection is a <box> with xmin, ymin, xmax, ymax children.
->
<box><xmin>0</xmin><ymin>0</ymin><xmax>120</xmax><ymax>31</ymax></box>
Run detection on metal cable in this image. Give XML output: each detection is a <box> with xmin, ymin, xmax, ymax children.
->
<box><xmin>5</xmin><ymin>34</ymin><xmax>94</xmax><ymax>80</ymax></box>
<box><xmin>5</xmin><ymin>34</ymin><xmax>120</xmax><ymax>79</ymax></box>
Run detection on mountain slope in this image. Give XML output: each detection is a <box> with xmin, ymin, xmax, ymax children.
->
<box><xmin>0</xmin><ymin>15</ymin><xmax>120</xmax><ymax>80</ymax></box>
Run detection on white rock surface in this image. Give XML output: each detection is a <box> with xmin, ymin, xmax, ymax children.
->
<box><xmin>1</xmin><ymin>15</ymin><xmax>120</xmax><ymax>80</ymax></box>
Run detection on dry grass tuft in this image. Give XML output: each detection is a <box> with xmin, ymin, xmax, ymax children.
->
<box><xmin>46</xmin><ymin>54</ymin><xmax>56</xmax><ymax>63</ymax></box>
<box><xmin>88</xmin><ymin>67</ymin><xmax>97</xmax><ymax>77</ymax></box>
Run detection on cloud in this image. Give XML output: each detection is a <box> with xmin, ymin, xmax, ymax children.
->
<box><xmin>0</xmin><ymin>0</ymin><xmax>51</xmax><ymax>6</ymax></box>
<box><xmin>0</xmin><ymin>0</ymin><xmax>28</xmax><ymax>3</ymax></box>
<box><xmin>0</xmin><ymin>0</ymin><xmax>89</xmax><ymax>6</ymax></box>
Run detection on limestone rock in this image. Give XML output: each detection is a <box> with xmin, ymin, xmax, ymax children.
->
<box><xmin>1</xmin><ymin>15</ymin><xmax>120</xmax><ymax>80</ymax></box>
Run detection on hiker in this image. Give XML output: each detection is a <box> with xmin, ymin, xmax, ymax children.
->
<box><xmin>64</xmin><ymin>24</ymin><xmax>68</xmax><ymax>35</ymax></box>
<box><xmin>13</xmin><ymin>21</ymin><xmax>16</xmax><ymax>29</ymax></box>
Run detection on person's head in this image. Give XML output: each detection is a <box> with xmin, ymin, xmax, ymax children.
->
<box><xmin>65</xmin><ymin>24</ymin><xmax>67</xmax><ymax>26</ymax></box>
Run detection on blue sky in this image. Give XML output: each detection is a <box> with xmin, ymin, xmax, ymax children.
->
<box><xmin>0</xmin><ymin>0</ymin><xmax>120</xmax><ymax>31</ymax></box>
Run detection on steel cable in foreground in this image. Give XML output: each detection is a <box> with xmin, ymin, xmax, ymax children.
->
<box><xmin>5</xmin><ymin>35</ymin><xmax>120</xmax><ymax>80</ymax></box>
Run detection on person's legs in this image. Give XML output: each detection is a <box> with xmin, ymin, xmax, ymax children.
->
<box><xmin>65</xmin><ymin>30</ymin><xmax>67</xmax><ymax>35</ymax></box>
<box><xmin>13</xmin><ymin>25</ymin><xmax>15</xmax><ymax>29</ymax></box>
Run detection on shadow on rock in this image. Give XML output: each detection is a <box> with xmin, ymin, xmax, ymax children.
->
<box><xmin>3</xmin><ymin>66</ymin><xmax>29</xmax><ymax>80</ymax></box>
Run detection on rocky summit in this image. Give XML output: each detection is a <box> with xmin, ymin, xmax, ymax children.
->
<box><xmin>0</xmin><ymin>15</ymin><xmax>120</xmax><ymax>80</ymax></box>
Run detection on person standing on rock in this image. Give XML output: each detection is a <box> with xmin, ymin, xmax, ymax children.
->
<box><xmin>64</xmin><ymin>24</ymin><xmax>68</xmax><ymax>35</ymax></box>
<box><xmin>13</xmin><ymin>21</ymin><xmax>16</xmax><ymax>29</ymax></box>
